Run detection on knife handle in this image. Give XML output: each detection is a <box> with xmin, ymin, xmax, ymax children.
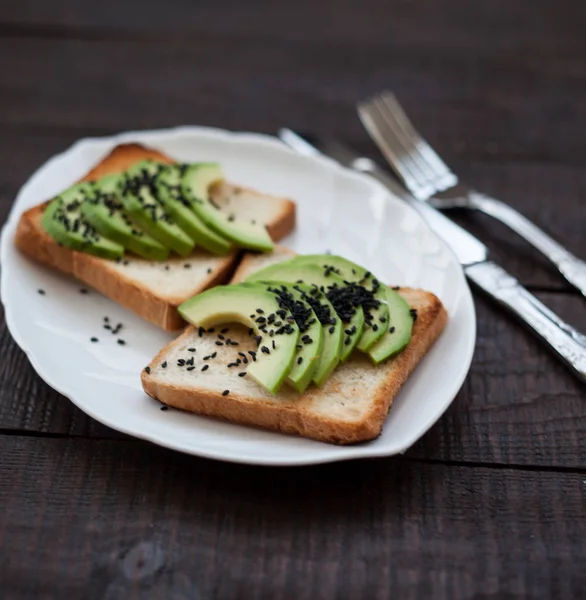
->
<box><xmin>465</xmin><ymin>261</ymin><xmax>586</xmax><ymax>383</ymax></box>
<box><xmin>468</xmin><ymin>192</ymin><xmax>586</xmax><ymax>298</ymax></box>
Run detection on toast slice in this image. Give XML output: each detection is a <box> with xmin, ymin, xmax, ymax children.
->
<box><xmin>142</xmin><ymin>250</ymin><xmax>447</xmax><ymax>444</ymax></box>
<box><xmin>14</xmin><ymin>144</ymin><xmax>296</xmax><ymax>330</ymax></box>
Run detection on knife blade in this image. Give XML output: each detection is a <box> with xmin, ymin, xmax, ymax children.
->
<box><xmin>278</xmin><ymin>128</ymin><xmax>586</xmax><ymax>382</ymax></box>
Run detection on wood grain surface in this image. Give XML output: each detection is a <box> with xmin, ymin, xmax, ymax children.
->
<box><xmin>1</xmin><ymin>436</ymin><xmax>585</xmax><ymax>600</ymax></box>
<box><xmin>0</xmin><ymin>0</ymin><xmax>585</xmax><ymax>598</ymax></box>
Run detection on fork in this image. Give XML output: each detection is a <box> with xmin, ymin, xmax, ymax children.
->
<box><xmin>357</xmin><ymin>91</ymin><xmax>586</xmax><ymax>298</ymax></box>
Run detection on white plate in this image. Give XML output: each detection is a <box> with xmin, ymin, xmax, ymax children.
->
<box><xmin>0</xmin><ymin>127</ymin><xmax>475</xmax><ymax>466</ymax></box>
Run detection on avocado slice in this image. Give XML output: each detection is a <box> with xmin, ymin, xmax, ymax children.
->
<box><xmin>42</xmin><ymin>183</ymin><xmax>124</xmax><ymax>260</ymax></box>
<box><xmin>182</xmin><ymin>163</ymin><xmax>274</xmax><ymax>252</ymax></box>
<box><xmin>80</xmin><ymin>173</ymin><xmax>169</xmax><ymax>261</ymax></box>
<box><xmin>254</xmin><ymin>281</ymin><xmax>340</xmax><ymax>387</ymax></box>
<box><xmin>120</xmin><ymin>160</ymin><xmax>194</xmax><ymax>257</ymax></box>
<box><xmin>178</xmin><ymin>283</ymin><xmax>300</xmax><ymax>394</ymax></box>
<box><xmin>367</xmin><ymin>288</ymin><xmax>414</xmax><ymax>364</ymax></box>
<box><xmin>155</xmin><ymin>164</ymin><xmax>233</xmax><ymax>256</ymax></box>
<box><xmin>289</xmin><ymin>255</ymin><xmax>389</xmax><ymax>351</ymax></box>
<box><xmin>262</xmin><ymin>283</ymin><xmax>324</xmax><ymax>393</ymax></box>
<box><xmin>245</xmin><ymin>260</ymin><xmax>363</xmax><ymax>363</ymax></box>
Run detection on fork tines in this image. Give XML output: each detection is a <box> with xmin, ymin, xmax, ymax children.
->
<box><xmin>357</xmin><ymin>91</ymin><xmax>458</xmax><ymax>200</ymax></box>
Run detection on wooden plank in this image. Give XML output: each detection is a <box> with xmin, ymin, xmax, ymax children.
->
<box><xmin>0</xmin><ymin>435</ymin><xmax>584</xmax><ymax>599</ymax></box>
<box><xmin>1</xmin><ymin>0</ymin><xmax>585</xmax><ymax>53</ymax></box>
<box><xmin>0</xmin><ymin>24</ymin><xmax>585</xmax><ymax>164</ymax></box>
<box><xmin>407</xmin><ymin>291</ymin><xmax>586</xmax><ymax>468</ymax></box>
<box><xmin>0</xmin><ymin>130</ymin><xmax>584</xmax><ymax>289</ymax></box>
<box><xmin>0</xmin><ymin>289</ymin><xmax>583</xmax><ymax>467</ymax></box>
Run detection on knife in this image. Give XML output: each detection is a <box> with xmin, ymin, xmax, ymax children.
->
<box><xmin>278</xmin><ymin>129</ymin><xmax>586</xmax><ymax>383</ymax></box>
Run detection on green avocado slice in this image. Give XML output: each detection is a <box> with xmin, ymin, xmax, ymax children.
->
<box><xmin>367</xmin><ymin>288</ymin><xmax>414</xmax><ymax>364</ymax></box>
<box><xmin>245</xmin><ymin>260</ymin><xmax>363</xmax><ymax>363</ymax></box>
<box><xmin>260</xmin><ymin>283</ymin><xmax>324</xmax><ymax>393</ymax></box>
<box><xmin>42</xmin><ymin>183</ymin><xmax>124</xmax><ymax>261</ymax></box>
<box><xmin>182</xmin><ymin>163</ymin><xmax>274</xmax><ymax>252</ymax></box>
<box><xmin>156</xmin><ymin>165</ymin><xmax>233</xmax><ymax>255</ymax></box>
<box><xmin>289</xmin><ymin>254</ymin><xmax>389</xmax><ymax>351</ymax></box>
<box><xmin>80</xmin><ymin>173</ymin><xmax>169</xmax><ymax>261</ymax></box>
<box><xmin>120</xmin><ymin>160</ymin><xmax>194</xmax><ymax>257</ymax></box>
<box><xmin>251</xmin><ymin>280</ymin><xmax>340</xmax><ymax>387</ymax></box>
<box><xmin>178</xmin><ymin>283</ymin><xmax>300</xmax><ymax>394</ymax></box>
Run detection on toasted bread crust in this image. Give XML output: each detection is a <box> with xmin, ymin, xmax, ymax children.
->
<box><xmin>14</xmin><ymin>144</ymin><xmax>296</xmax><ymax>330</ymax></box>
<box><xmin>142</xmin><ymin>288</ymin><xmax>448</xmax><ymax>444</ymax></box>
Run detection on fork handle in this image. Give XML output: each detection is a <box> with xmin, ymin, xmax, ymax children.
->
<box><xmin>468</xmin><ymin>191</ymin><xmax>586</xmax><ymax>297</ymax></box>
<box><xmin>465</xmin><ymin>261</ymin><xmax>586</xmax><ymax>383</ymax></box>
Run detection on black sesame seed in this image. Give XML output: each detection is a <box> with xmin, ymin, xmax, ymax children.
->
<box><xmin>272</xmin><ymin>340</ymin><xmax>276</xmax><ymax>349</ymax></box>
<box><xmin>410</xmin><ymin>309</ymin><xmax>418</xmax><ymax>321</ymax></box>
<box><xmin>248</xmin><ymin>328</ymin><xmax>254</xmax><ymax>336</ymax></box>
<box><xmin>208</xmin><ymin>328</ymin><xmax>215</xmax><ymax>333</ymax></box>
<box><xmin>90</xmin><ymin>337</ymin><xmax>98</xmax><ymax>342</ymax></box>
<box><xmin>201</xmin><ymin>364</ymin><xmax>209</xmax><ymax>372</ymax></box>
<box><xmin>238</xmin><ymin>372</ymin><xmax>246</xmax><ymax>377</ymax></box>
<box><xmin>161</xmin><ymin>361</ymin><xmax>167</xmax><ymax>368</ymax></box>
<box><xmin>184</xmin><ymin>263</ymin><xmax>191</xmax><ymax>269</ymax></box>
<box><xmin>207</xmin><ymin>268</ymin><xmax>212</xmax><ymax>274</ymax></box>
<box><xmin>203</xmin><ymin>355</ymin><xmax>211</xmax><ymax>360</ymax></box>
<box><xmin>178</xmin><ymin>359</ymin><xmax>185</xmax><ymax>366</ymax></box>
<box><xmin>261</xmin><ymin>346</ymin><xmax>270</xmax><ymax>354</ymax></box>
<box><xmin>238</xmin><ymin>352</ymin><xmax>246</xmax><ymax>358</ymax></box>
<box><xmin>198</xmin><ymin>327</ymin><xmax>205</xmax><ymax>337</ymax></box>
<box><xmin>117</xmin><ymin>339</ymin><xmax>125</xmax><ymax>345</ymax></box>
<box><xmin>160</xmin><ymin>406</ymin><xmax>169</xmax><ymax>411</ymax></box>
<box><xmin>221</xmin><ymin>328</ymin><xmax>229</xmax><ymax>333</ymax></box>
<box><xmin>165</xmin><ymin>265</ymin><xmax>170</xmax><ymax>271</ymax></box>
<box><xmin>104</xmin><ymin>324</ymin><xmax>111</xmax><ymax>330</ymax></box>
<box><xmin>79</xmin><ymin>288</ymin><xmax>89</xmax><ymax>294</ymax></box>
<box><xmin>187</xmin><ymin>366</ymin><xmax>195</xmax><ymax>371</ymax></box>
<box><xmin>188</xmin><ymin>347</ymin><xmax>196</xmax><ymax>352</ymax></box>
<box><xmin>218</xmin><ymin>334</ymin><xmax>225</xmax><ymax>340</ymax></box>
<box><xmin>211</xmin><ymin>352</ymin><xmax>217</xmax><ymax>358</ymax></box>
<box><xmin>222</xmin><ymin>390</ymin><xmax>230</xmax><ymax>396</ymax></box>
<box><xmin>215</xmin><ymin>341</ymin><xmax>224</xmax><ymax>346</ymax></box>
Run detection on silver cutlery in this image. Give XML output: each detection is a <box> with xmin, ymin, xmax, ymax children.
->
<box><xmin>278</xmin><ymin>128</ymin><xmax>586</xmax><ymax>383</ymax></box>
<box><xmin>357</xmin><ymin>91</ymin><xmax>586</xmax><ymax>298</ymax></box>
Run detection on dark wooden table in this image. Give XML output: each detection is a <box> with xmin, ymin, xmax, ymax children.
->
<box><xmin>1</xmin><ymin>2</ymin><xmax>585</xmax><ymax>598</ymax></box>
